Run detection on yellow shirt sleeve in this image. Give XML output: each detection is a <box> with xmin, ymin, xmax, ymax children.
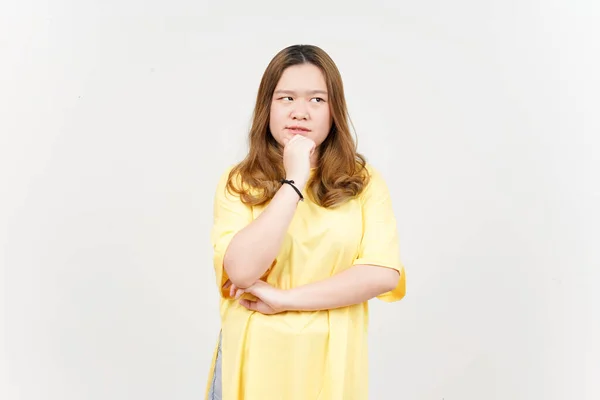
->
<box><xmin>211</xmin><ymin>166</ymin><xmax>253</xmax><ymax>298</ymax></box>
<box><xmin>352</xmin><ymin>165</ymin><xmax>407</xmax><ymax>302</ymax></box>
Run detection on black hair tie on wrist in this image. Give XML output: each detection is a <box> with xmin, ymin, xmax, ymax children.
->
<box><xmin>279</xmin><ymin>179</ymin><xmax>304</xmax><ymax>201</ymax></box>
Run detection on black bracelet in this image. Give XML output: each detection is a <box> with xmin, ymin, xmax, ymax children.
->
<box><xmin>279</xmin><ymin>179</ymin><xmax>304</xmax><ymax>201</ymax></box>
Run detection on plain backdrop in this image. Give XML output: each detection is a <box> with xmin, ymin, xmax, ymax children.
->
<box><xmin>1</xmin><ymin>1</ymin><xmax>598</xmax><ymax>399</ymax></box>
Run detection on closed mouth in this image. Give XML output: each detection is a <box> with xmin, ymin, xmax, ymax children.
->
<box><xmin>286</xmin><ymin>126</ymin><xmax>311</xmax><ymax>132</ymax></box>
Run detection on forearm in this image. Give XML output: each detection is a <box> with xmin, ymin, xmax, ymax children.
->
<box><xmin>283</xmin><ymin>265</ymin><xmax>400</xmax><ymax>311</ymax></box>
<box><xmin>223</xmin><ymin>183</ymin><xmax>303</xmax><ymax>288</ymax></box>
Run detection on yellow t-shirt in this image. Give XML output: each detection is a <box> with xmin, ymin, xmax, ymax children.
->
<box><xmin>205</xmin><ymin>163</ymin><xmax>406</xmax><ymax>400</ymax></box>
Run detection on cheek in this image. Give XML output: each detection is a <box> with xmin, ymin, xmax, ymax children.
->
<box><xmin>269</xmin><ymin>107</ymin><xmax>287</xmax><ymax>142</ymax></box>
<box><xmin>269</xmin><ymin>106</ymin><xmax>285</xmax><ymax>128</ymax></box>
<box><xmin>315</xmin><ymin>109</ymin><xmax>333</xmax><ymax>136</ymax></box>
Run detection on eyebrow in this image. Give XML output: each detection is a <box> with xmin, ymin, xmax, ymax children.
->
<box><xmin>274</xmin><ymin>89</ymin><xmax>328</xmax><ymax>96</ymax></box>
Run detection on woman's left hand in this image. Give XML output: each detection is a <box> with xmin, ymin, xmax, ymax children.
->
<box><xmin>223</xmin><ymin>279</ymin><xmax>288</xmax><ymax>315</ymax></box>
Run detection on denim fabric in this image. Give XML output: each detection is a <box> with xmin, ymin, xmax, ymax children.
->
<box><xmin>207</xmin><ymin>332</ymin><xmax>222</xmax><ymax>400</ymax></box>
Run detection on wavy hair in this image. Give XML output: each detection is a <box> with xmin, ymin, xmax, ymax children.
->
<box><xmin>227</xmin><ymin>44</ymin><xmax>370</xmax><ymax>208</ymax></box>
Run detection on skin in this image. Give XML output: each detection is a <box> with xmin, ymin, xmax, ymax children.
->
<box><xmin>222</xmin><ymin>63</ymin><xmax>401</xmax><ymax>314</ymax></box>
<box><xmin>269</xmin><ymin>63</ymin><xmax>333</xmax><ymax>168</ymax></box>
<box><xmin>224</xmin><ymin>265</ymin><xmax>399</xmax><ymax>314</ymax></box>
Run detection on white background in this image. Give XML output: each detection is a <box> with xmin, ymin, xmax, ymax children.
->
<box><xmin>1</xmin><ymin>1</ymin><xmax>598</xmax><ymax>399</ymax></box>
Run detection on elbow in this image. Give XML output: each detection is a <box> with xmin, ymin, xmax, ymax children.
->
<box><xmin>223</xmin><ymin>255</ymin><xmax>264</xmax><ymax>289</ymax></box>
<box><xmin>227</xmin><ymin>273</ymin><xmax>256</xmax><ymax>289</ymax></box>
<box><xmin>223</xmin><ymin>250</ymin><xmax>251</xmax><ymax>288</ymax></box>
<box><xmin>380</xmin><ymin>268</ymin><xmax>401</xmax><ymax>293</ymax></box>
<box><xmin>223</xmin><ymin>262</ymin><xmax>256</xmax><ymax>289</ymax></box>
<box><xmin>223</xmin><ymin>246</ymin><xmax>274</xmax><ymax>289</ymax></box>
<box><xmin>358</xmin><ymin>264</ymin><xmax>401</xmax><ymax>294</ymax></box>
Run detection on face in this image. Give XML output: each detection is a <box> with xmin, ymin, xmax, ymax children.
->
<box><xmin>269</xmin><ymin>63</ymin><xmax>333</xmax><ymax>151</ymax></box>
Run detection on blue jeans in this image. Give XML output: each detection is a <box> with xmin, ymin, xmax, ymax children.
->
<box><xmin>207</xmin><ymin>332</ymin><xmax>222</xmax><ymax>400</ymax></box>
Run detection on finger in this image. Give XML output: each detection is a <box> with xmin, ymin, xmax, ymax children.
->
<box><xmin>287</xmin><ymin>135</ymin><xmax>300</xmax><ymax>145</ymax></box>
<box><xmin>229</xmin><ymin>283</ymin><xmax>239</xmax><ymax>297</ymax></box>
<box><xmin>242</xmin><ymin>284</ymin><xmax>254</xmax><ymax>295</ymax></box>
<box><xmin>241</xmin><ymin>299</ymin><xmax>274</xmax><ymax>315</ymax></box>
<box><xmin>284</xmin><ymin>135</ymin><xmax>299</xmax><ymax>147</ymax></box>
<box><xmin>234</xmin><ymin>288</ymin><xmax>244</xmax><ymax>299</ymax></box>
<box><xmin>222</xmin><ymin>279</ymin><xmax>231</xmax><ymax>289</ymax></box>
<box><xmin>239</xmin><ymin>299</ymin><xmax>257</xmax><ymax>311</ymax></box>
<box><xmin>256</xmin><ymin>301</ymin><xmax>276</xmax><ymax>315</ymax></box>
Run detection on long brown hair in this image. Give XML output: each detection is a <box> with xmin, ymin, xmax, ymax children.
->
<box><xmin>227</xmin><ymin>44</ymin><xmax>370</xmax><ymax>208</ymax></box>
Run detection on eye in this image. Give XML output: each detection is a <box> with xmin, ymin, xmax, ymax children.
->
<box><xmin>311</xmin><ymin>97</ymin><xmax>326</xmax><ymax>103</ymax></box>
<box><xmin>280</xmin><ymin>96</ymin><xmax>293</xmax><ymax>101</ymax></box>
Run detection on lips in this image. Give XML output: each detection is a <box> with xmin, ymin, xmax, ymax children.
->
<box><xmin>285</xmin><ymin>126</ymin><xmax>311</xmax><ymax>134</ymax></box>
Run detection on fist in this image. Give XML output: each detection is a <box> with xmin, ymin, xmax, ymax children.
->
<box><xmin>282</xmin><ymin>135</ymin><xmax>316</xmax><ymax>188</ymax></box>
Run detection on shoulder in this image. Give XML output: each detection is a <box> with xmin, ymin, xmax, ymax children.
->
<box><xmin>214</xmin><ymin>163</ymin><xmax>260</xmax><ymax>203</ymax></box>
<box><xmin>216</xmin><ymin>163</ymin><xmax>249</xmax><ymax>186</ymax></box>
<box><xmin>357</xmin><ymin>163</ymin><xmax>392</xmax><ymax>201</ymax></box>
<box><xmin>214</xmin><ymin>164</ymin><xmax>242</xmax><ymax>199</ymax></box>
<box><xmin>363</xmin><ymin>162</ymin><xmax>381</xmax><ymax>178</ymax></box>
<box><xmin>216</xmin><ymin>164</ymin><xmax>235</xmax><ymax>184</ymax></box>
<box><xmin>362</xmin><ymin>162</ymin><xmax>388</xmax><ymax>188</ymax></box>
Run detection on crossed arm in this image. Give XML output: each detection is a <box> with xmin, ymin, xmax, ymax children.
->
<box><xmin>216</xmin><ymin>167</ymin><xmax>402</xmax><ymax>314</ymax></box>
<box><xmin>224</xmin><ymin>264</ymin><xmax>400</xmax><ymax>314</ymax></box>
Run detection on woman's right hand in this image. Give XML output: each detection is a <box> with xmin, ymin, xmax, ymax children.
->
<box><xmin>282</xmin><ymin>135</ymin><xmax>316</xmax><ymax>189</ymax></box>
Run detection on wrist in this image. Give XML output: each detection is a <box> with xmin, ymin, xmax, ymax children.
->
<box><xmin>280</xmin><ymin>179</ymin><xmax>306</xmax><ymax>201</ymax></box>
<box><xmin>284</xmin><ymin>174</ymin><xmax>308</xmax><ymax>188</ymax></box>
<box><xmin>280</xmin><ymin>288</ymin><xmax>299</xmax><ymax>311</ymax></box>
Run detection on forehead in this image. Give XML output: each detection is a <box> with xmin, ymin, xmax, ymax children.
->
<box><xmin>275</xmin><ymin>64</ymin><xmax>327</xmax><ymax>91</ymax></box>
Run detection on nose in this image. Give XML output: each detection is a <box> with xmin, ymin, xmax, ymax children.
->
<box><xmin>291</xmin><ymin>103</ymin><xmax>309</xmax><ymax>120</ymax></box>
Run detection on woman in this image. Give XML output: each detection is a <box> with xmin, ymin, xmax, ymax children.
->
<box><xmin>205</xmin><ymin>44</ymin><xmax>406</xmax><ymax>400</ymax></box>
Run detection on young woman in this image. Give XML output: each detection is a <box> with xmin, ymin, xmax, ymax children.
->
<box><xmin>205</xmin><ymin>44</ymin><xmax>406</xmax><ymax>400</ymax></box>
